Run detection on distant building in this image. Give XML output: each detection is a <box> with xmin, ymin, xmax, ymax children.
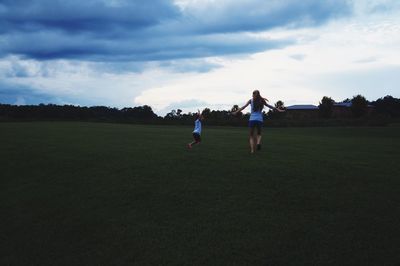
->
<box><xmin>332</xmin><ymin>102</ymin><xmax>352</xmax><ymax>118</ymax></box>
<box><xmin>285</xmin><ymin>105</ymin><xmax>319</xmax><ymax>119</ymax></box>
<box><xmin>286</xmin><ymin>105</ymin><xmax>319</xmax><ymax>110</ymax></box>
<box><xmin>332</xmin><ymin>102</ymin><xmax>374</xmax><ymax>118</ymax></box>
<box><xmin>286</xmin><ymin>102</ymin><xmax>374</xmax><ymax>119</ymax></box>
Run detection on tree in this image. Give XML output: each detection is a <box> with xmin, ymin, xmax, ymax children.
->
<box><xmin>342</xmin><ymin>98</ymin><xmax>351</xmax><ymax>103</ymax></box>
<box><xmin>268</xmin><ymin>100</ymin><xmax>285</xmax><ymax>119</ymax></box>
<box><xmin>318</xmin><ymin>96</ymin><xmax>334</xmax><ymax>118</ymax></box>
<box><xmin>231</xmin><ymin>104</ymin><xmax>239</xmax><ymax>112</ymax></box>
<box><xmin>164</xmin><ymin>109</ymin><xmax>177</xmax><ymax>119</ymax></box>
<box><xmin>275</xmin><ymin>100</ymin><xmax>285</xmax><ymax>109</ymax></box>
<box><xmin>202</xmin><ymin>108</ymin><xmax>211</xmax><ymax>118</ymax></box>
<box><xmin>351</xmin><ymin>95</ymin><xmax>368</xmax><ymax>117</ymax></box>
<box><xmin>176</xmin><ymin>109</ymin><xmax>182</xmax><ymax>118</ymax></box>
<box><xmin>231</xmin><ymin>104</ymin><xmax>242</xmax><ymax>117</ymax></box>
<box><xmin>372</xmin><ymin>95</ymin><xmax>400</xmax><ymax>117</ymax></box>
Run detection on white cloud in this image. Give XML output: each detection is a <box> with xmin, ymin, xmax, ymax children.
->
<box><xmin>134</xmin><ymin>6</ymin><xmax>400</xmax><ymax>114</ymax></box>
<box><xmin>15</xmin><ymin>96</ymin><xmax>26</xmax><ymax>105</ymax></box>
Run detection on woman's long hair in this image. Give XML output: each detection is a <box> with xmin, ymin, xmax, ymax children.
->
<box><xmin>252</xmin><ymin>90</ymin><xmax>266</xmax><ymax>112</ymax></box>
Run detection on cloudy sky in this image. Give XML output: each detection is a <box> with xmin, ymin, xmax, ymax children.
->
<box><xmin>1</xmin><ymin>0</ymin><xmax>399</xmax><ymax>115</ymax></box>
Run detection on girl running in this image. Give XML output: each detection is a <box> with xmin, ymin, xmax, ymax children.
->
<box><xmin>233</xmin><ymin>90</ymin><xmax>285</xmax><ymax>153</ymax></box>
<box><xmin>187</xmin><ymin>110</ymin><xmax>203</xmax><ymax>149</ymax></box>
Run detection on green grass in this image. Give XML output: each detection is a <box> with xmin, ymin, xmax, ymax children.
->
<box><xmin>1</xmin><ymin>122</ymin><xmax>400</xmax><ymax>265</ymax></box>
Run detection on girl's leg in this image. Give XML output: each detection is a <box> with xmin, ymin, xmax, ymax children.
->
<box><xmin>256</xmin><ymin>135</ymin><xmax>262</xmax><ymax>150</ymax></box>
<box><xmin>249</xmin><ymin>127</ymin><xmax>255</xmax><ymax>153</ymax></box>
<box><xmin>256</xmin><ymin>123</ymin><xmax>262</xmax><ymax>150</ymax></box>
<box><xmin>188</xmin><ymin>140</ymin><xmax>196</xmax><ymax>146</ymax></box>
<box><xmin>253</xmin><ymin>133</ymin><xmax>258</xmax><ymax>152</ymax></box>
<box><xmin>188</xmin><ymin>140</ymin><xmax>199</xmax><ymax>149</ymax></box>
<box><xmin>188</xmin><ymin>134</ymin><xmax>201</xmax><ymax>148</ymax></box>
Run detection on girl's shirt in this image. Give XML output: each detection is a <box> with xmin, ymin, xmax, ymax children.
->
<box><xmin>193</xmin><ymin>119</ymin><xmax>202</xmax><ymax>134</ymax></box>
<box><xmin>249</xmin><ymin>99</ymin><xmax>263</xmax><ymax>121</ymax></box>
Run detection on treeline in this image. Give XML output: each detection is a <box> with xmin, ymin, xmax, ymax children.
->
<box><xmin>0</xmin><ymin>104</ymin><xmax>159</xmax><ymax>123</ymax></box>
<box><xmin>1</xmin><ymin>95</ymin><xmax>400</xmax><ymax>126</ymax></box>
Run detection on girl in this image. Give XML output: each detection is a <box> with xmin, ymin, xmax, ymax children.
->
<box><xmin>187</xmin><ymin>110</ymin><xmax>204</xmax><ymax>149</ymax></box>
<box><xmin>233</xmin><ymin>90</ymin><xmax>285</xmax><ymax>153</ymax></box>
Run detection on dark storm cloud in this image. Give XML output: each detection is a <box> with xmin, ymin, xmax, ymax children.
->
<box><xmin>0</xmin><ymin>80</ymin><xmax>106</xmax><ymax>106</ymax></box>
<box><xmin>182</xmin><ymin>0</ymin><xmax>352</xmax><ymax>34</ymax></box>
<box><xmin>0</xmin><ymin>81</ymin><xmax>56</xmax><ymax>104</ymax></box>
<box><xmin>0</xmin><ymin>0</ymin><xmax>353</xmax><ymax>62</ymax></box>
<box><xmin>0</xmin><ymin>0</ymin><xmax>178</xmax><ymax>33</ymax></box>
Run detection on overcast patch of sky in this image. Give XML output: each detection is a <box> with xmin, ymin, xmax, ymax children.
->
<box><xmin>135</xmin><ymin>1</ymin><xmax>400</xmax><ymax>113</ymax></box>
<box><xmin>1</xmin><ymin>0</ymin><xmax>399</xmax><ymax>114</ymax></box>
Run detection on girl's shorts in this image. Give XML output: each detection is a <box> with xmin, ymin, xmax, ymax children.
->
<box><xmin>248</xmin><ymin>120</ymin><xmax>262</xmax><ymax>134</ymax></box>
<box><xmin>193</xmin><ymin>133</ymin><xmax>201</xmax><ymax>142</ymax></box>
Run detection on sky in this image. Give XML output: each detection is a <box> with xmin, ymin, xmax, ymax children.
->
<box><xmin>0</xmin><ymin>0</ymin><xmax>399</xmax><ymax>115</ymax></box>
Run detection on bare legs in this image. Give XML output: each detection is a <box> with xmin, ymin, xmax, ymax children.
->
<box><xmin>249</xmin><ymin>125</ymin><xmax>262</xmax><ymax>153</ymax></box>
<box><xmin>188</xmin><ymin>133</ymin><xmax>201</xmax><ymax>149</ymax></box>
<box><xmin>249</xmin><ymin>128</ymin><xmax>258</xmax><ymax>153</ymax></box>
<box><xmin>188</xmin><ymin>140</ymin><xmax>200</xmax><ymax>148</ymax></box>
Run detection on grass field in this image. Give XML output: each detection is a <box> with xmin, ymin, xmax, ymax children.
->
<box><xmin>1</xmin><ymin>122</ymin><xmax>400</xmax><ymax>265</ymax></box>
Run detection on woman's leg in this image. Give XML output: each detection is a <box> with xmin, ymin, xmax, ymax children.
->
<box><xmin>256</xmin><ymin>123</ymin><xmax>262</xmax><ymax>150</ymax></box>
<box><xmin>188</xmin><ymin>134</ymin><xmax>201</xmax><ymax>148</ymax></box>
<box><xmin>256</xmin><ymin>135</ymin><xmax>262</xmax><ymax>150</ymax></box>
<box><xmin>188</xmin><ymin>140</ymin><xmax>196</xmax><ymax>146</ymax></box>
<box><xmin>253</xmin><ymin>132</ymin><xmax>257</xmax><ymax>152</ymax></box>
<box><xmin>249</xmin><ymin>127</ymin><xmax>255</xmax><ymax>153</ymax></box>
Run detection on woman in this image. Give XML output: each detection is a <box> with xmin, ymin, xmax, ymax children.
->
<box><xmin>233</xmin><ymin>90</ymin><xmax>285</xmax><ymax>153</ymax></box>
